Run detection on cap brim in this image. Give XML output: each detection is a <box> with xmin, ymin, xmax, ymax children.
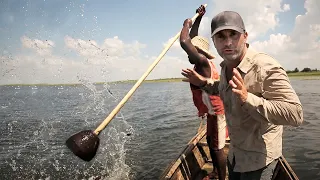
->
<box><xmin>211</xmin><ymin>25</ymin><xmax>244</xmax><ymax>37</ymax></box>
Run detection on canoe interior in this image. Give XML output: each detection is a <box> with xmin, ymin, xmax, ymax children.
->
<box><xmin>160</xmin><ymin>128</ymin><xmax>299</xmax><ymax>180</ymax></box>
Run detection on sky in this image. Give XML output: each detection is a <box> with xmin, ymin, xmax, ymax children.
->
<box><xmin>0</xmin><ymin>0</ymin><xmax>319</xmax><ymax>85</ymax></box>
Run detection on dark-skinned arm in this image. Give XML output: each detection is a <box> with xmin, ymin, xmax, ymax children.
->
<box><xmin>189</xmin><ymin>6</ymin><xmax>204</xmax><ymax>39</ymax></box>
<box><xmin>179</xmin><ymin>5</ymin><xmax>207</xmax><ymax>65</ymax></box>
<box><xmin>180</xmin><ymin>19</ymin><xmax>205</xmax><ymax>63</ymax></box>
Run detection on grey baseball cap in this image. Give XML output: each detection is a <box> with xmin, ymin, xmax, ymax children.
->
<box><xmin>211</xmin><ymin>11</ymin><xmax>246</xmax><ymax>37</ymax></box>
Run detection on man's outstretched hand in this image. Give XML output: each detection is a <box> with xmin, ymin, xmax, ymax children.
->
<box><xmin>229</xmin><ymin>68</ymin><xmax>248</xmax><ymax>104</ymax></box>
<box><xmin>181</xmin><ymin>68</ymin><xmax>206</xmax><ymax>87</ymax></box>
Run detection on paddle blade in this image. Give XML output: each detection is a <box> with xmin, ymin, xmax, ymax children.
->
<box><xmin>66</xmin><ymin>130</ymin><xmax>100</xmax><ymax>162</ymax></box>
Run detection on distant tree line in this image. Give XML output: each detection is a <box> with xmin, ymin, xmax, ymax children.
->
<box><xmin>286</xmin><ymin>67</ymin><xmax>319</xmax><ymax>73</ymax></box>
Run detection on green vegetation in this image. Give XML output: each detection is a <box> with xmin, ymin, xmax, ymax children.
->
<box><xmin>287</xmin><ymin>71</ymin><xmax>320</xmax><ymax>77</ymax></box>
<box><xmin>286</xmin><ymin>67</ymin><xmax>320</xmax><ymax>77</ymax></box>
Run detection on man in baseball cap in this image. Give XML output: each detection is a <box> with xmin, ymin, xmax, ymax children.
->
<box><xmin>210</xmin><ymin>11</ymin><xmax>248</xmax><ymax>65</ymax></box>
<box><xmin>182</xmin><ymin>10</ymin><xmax>303</xmax><ymax>180</ymax></box>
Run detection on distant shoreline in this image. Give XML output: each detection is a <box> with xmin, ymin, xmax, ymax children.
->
<box><xmin>0</xmin><ymin>78</ymin><xmax>186</xmax><ymax>87</ymax></box>
<box><xmin>286</xmin><ymin>71</ymin><xmax>320</xmax><ymax>77</ymax></box>
<box><xmin>1</xmin><ymin>71</ymin><xmax>320</xmax><ymax>86</ymax></box>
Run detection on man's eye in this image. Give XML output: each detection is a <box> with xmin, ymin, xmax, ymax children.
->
<box><xmin>230</xmin><ymin>31</ymin><xmax>237</xmax><ymax>36</ymax></box>
<box><xmin>217</xmin><ymin>35</ymin><xmax>223</xmax><ymax>39</ymax></box>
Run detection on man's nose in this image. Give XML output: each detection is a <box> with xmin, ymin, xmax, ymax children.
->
<box><xmin>224</xmin><ymin>37</ymin><xmax>232</xmax><ymax>47</ymax></box>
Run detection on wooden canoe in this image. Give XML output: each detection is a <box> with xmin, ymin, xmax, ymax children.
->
<box><xmin>160</xmin><ymin>127</ymin><xmax>299</xmax><ymax>180</ymax></box>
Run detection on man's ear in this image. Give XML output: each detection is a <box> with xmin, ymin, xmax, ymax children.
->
<box><xmin>244</xmin><ymin>32</ymin><xmax>248</xmax><ymax>41</ymax></box>
<box><xmin>212</xmin><ymin>37</ymin><xmax>216</xmax><ymax>47</ymax></box>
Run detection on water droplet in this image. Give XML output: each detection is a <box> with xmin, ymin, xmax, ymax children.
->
<box><xmin>33</xmin><ymin>130</ymin><xmax>39</xmax><ymax>136</ymax></box>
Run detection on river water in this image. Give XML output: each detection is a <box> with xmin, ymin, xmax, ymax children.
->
<box><xmin>0</xmin><ymin>79</ymin><xmax>319</xmax><ymax>179</ymax></box>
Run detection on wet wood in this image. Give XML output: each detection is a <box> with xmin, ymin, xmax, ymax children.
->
<box><xmin>160</xmin><ymin>128</ymin><xmax>299</xmax><ymax>180</ymax></box>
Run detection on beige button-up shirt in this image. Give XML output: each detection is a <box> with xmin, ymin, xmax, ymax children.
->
<box><xmin>205</xmin><ymin>45</ymin><xmax>303</xmax><ymax>172</ymax></box>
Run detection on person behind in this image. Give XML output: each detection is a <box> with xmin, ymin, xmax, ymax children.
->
<box><xmin>180</xmin><ymin>5</ymin><xmax>228</xmax><ymax>180</ymax></box>
<box><xmin>181</xmin><ymin>11</ymin><xmax>304</xmax><ymax>180</ymax></box>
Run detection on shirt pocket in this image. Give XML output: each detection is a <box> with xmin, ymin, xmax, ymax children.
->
<box><xmin>245</xmin><ymin>69</ymin><xmax>264</xmax><ymax>97</ymax></box>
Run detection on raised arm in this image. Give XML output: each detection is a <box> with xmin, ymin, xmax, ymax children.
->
<box><xmin>189</xmin><ymin>5</ymin><xmax>205</xmax><ymax>39</ymax></box>
<box><xmin>179</xmin><ymin>5</ymin><xmax>207</xmax><ymax>65</ymax></box>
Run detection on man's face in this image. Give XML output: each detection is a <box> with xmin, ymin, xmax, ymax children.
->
<box><xmin>212</xmin><ymin>29</ymin><xmax>247</xmax><ymax>62</ymax></box>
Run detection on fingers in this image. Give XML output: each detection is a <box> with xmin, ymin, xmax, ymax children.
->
<box><xmin>233</xmin><ymin>68</ymin><xmax>243</xmax><ymax>84</ymax></box>
<box><xmin>181</xmin><ymin>72</ymin><xmax>188</xmax><ymax>78</ymax></box>
<box><xmin>232</xmin><ymin>75</ymin><xmax>243</xmax><ymax>89</ymax></box>
<box><xmin>200</xmin><ymin>5</ymin><xmax>206</xmax><ymax>14</ymax></box>
<box><xmin>232</xmin><ymin>88</ymin><xmax>242</xmax><ymax>94</ymax></box>
<box><xmin>181</xmin><ymin>68</ymin><xmax>188</xmax><ymax>74</ymax></box>
<box><xmin>181</xmin><ymin>68</ymin><xmax>193</xmax><ymax>77</ymax></box>
<box><xmin>181</xmin><ymin>68</ymin><xmax>193</xmax><ymax>74</ymax></box>
<box><xmin>229</xmin><ymin>80</ymin><xmax>237</xmax><ymax>88</ymax></box>
<box><xmin>181</xmin><ymin>68</ymin><xmax>197</xmax><ymax>77</ymax></box>
<box><xmin>196</xmin><ymin>5</ymin><xmax>206</xmax><ymax>15</ymax></box>
<box><xmin>230</xmin><ymin>79</ymin><xmax>242</xmax><ymax>98</ymax></box>
<box><xmin>229</xmin><ymin>68</ymin><xmax>244</xmax><ymax>89</ymax></box>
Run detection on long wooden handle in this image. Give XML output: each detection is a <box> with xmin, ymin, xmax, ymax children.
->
<box><xmin>94</xmin><ymin>4</ymin><xmax>208</xmax><ymax>135</ymax></box>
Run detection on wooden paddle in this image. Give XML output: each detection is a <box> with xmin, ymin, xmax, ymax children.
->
<box><xmin>66</xmin><ymin>4</ymin><xmax>208</xmax><ymax>162</ymax></box>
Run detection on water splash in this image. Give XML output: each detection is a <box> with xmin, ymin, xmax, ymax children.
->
<box><xmin>0</xmin><ymin>83</ymin><xmax>134</xmax><ymax>180</ymax></box>
<box><xmin>76</xmin><ymin>78</ymin><xmax>134</xmax><ymax>179</ymax></box>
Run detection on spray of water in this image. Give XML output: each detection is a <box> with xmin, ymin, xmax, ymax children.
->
<box><xmin>1</xmin><ymin>82</ymin><xmax>135</xmax><ymax>179</ymax></box>
<box><xmin>1</xmin><ymin>0</ymin><xmax>136</xmax><ymax>179</ymax></box>
<box><xmin>76</xmin><ymin>76</ymin><xmax>135</xmax><ymax>179</ymax></box>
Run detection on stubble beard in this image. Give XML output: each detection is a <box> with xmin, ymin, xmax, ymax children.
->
<box><xmin>219</xmin><ymin>42</ymin><xmax>245</xmax><ymax>62</ymax></box>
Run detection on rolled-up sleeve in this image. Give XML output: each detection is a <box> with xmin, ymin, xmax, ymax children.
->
<box><xmin>242</xmin><ymin>66</ymin><xmax>303</xmax><ymax>127</ymax></box>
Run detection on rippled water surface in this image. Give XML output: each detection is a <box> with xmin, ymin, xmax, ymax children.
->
<box><xmin>0</xmin><ymin>79</ymin><xmax>319</xmax><ymax>179</ymax></box>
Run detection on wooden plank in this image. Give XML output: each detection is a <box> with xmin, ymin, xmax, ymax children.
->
<box><xmin>279</xmin><ymin>156</ymin><xmax>299</xmax><ymax>180</ymax></box>
<box><xmin>161</xmin><ymin>128</ymin><xmax>299</xmax><ymax>180</ymax></box>
<box><xmin>160</xmin><ymin>128</ymin><xmax>207</xmax><ymax>179</ymax></box>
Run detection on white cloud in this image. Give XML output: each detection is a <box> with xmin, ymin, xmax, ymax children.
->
<box><xmin>126</xmin><ymin>40</ymin><xmax>147</xmax><ymax>56</ymax></box>
<box><xmin>64</xmin><ymin>36</ymin><xmax>147</xmax><ymax>64</ymax></box>
<box><xmin>147</xmin><ymin>55</ymin><xmax>191</xmax><ymax>80</ymax></box>
<box><xmin>163</xmin><ymin>36</ymin><xmax>181</xmax><ymax>51</ymax></box>
<box><xmin>282</xmin><ymin>4</ymin><xmax>290</xmax><ymax>12</ymax></box>
<box><xmin>21</xmin><ymin>36</ymin><xmax>54</xmax><ymax>56</ymax></box>
<box><xmin>64</xmin><ymin>36</ymin><xmax>111</xmax><ymax>60</ymax></box>
<box><xmin>251</xmin><ymin>0</ymin><xmax>320</xmax><ymax>70</ymax></box>
<box><xmin>252</xmin><ymin>33</ymin><xmax>292</xmax><ymax>54</ymax></box>
<box><xmin>1</xmin><ymin>35</ymin><xmax>178</xmax><ymax>85</ymax></box>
